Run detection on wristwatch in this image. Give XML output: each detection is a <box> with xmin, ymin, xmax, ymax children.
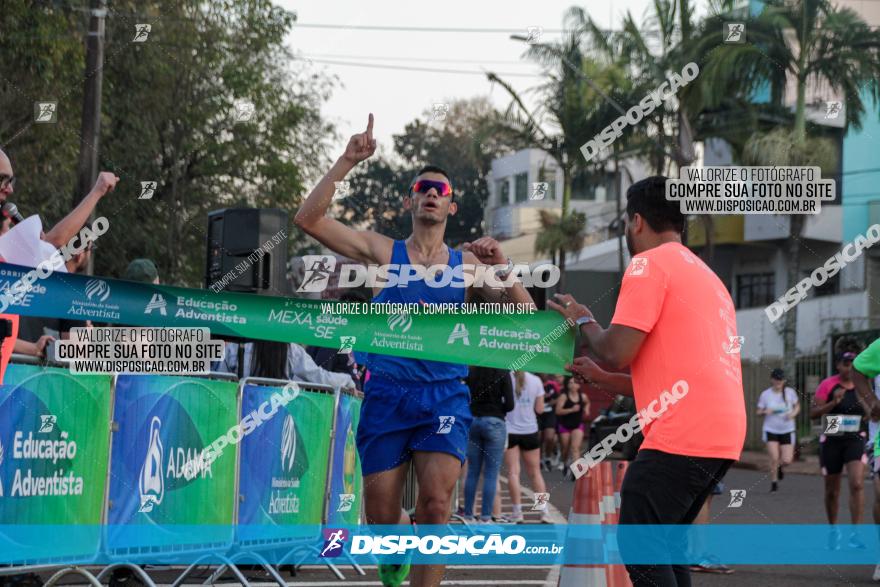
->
<box><xmin>575</xmin><ymin>315</ymin><xmax>596</xmax><ymax>329</ymax></box>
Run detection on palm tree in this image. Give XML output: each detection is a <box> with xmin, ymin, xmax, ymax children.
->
<box><xmin>487</xmin><ymin>29</ymin><xmax>627</xmax><ymax>290</ymax></box>
<box><xmin>698</xmin><ymin>0</ymin><xmax>880</xmax><ymax>379</ymax></box>
<box><xmin>572</xmin><ymin>0</ymin><xmax>702</xmax><ymax>173</ymax></box>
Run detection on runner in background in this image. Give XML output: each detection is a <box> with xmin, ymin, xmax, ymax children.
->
<box><xmin>504</xmin><ymin>370</ymin><xmax>550</xmax><ymax>523</ymax></box>
<box><xmin>811</xmin><ymin>343</ymin><xmax>873</xmax><ymax>550</ymax></box>
<box><xmin>757</xmin><ymin>368</ymin><xmax>799</xmax><ymax>492</ymax></box>
<box><xmin>555</xmin><ymin>376</ymin><xmax>589</xmax><ymax>480</ymax></box>
<box><xmin>850</xmin><ymin>338</ymin><xmax>880</xmax><ymax>580</ymax></box>
<box><xmin>539</xmin><ymin>374</ymin><xmax>562</xmax><ymax>472</ymax></box>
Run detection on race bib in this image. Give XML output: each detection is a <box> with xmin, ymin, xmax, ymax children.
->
<box><xmin>823</xmin><ymin>414</ymin><xmax>861</xmax><ymax>435</ymax></box>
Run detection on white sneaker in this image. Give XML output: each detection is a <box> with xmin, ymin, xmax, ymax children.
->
<box><xmin>509</xmin><ymin>512</ymin><xmax>524</xmax><ymax>523</ymax></box>
<box><xmin>873</xmin><ymin>563</ymin><xmax>880</xmax><ymax>581</ymax></box>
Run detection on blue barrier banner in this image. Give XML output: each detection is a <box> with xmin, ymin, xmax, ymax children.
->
<box><xmin>0</xmin><ymin>364</ymin><xmax>111</xmax><ymax>564</ymax></box>
<box><xmin>326</xmin><ymin>391</ymin><xmax>363</xmax><ymax>525</ymax></box>
<box><xmin>105</xmin><ymin>374</ymin><xmax>238</xmax><ymax>556</ymax></box>
<box><xmin>236</xmin><ymin>384</ymin><xmax>335</xmax><ymax>544</ymax></box>
<box><xmin>3</xmin><ymin>524</ymin><xmax>880</xmax><ymax>564</ymax></box>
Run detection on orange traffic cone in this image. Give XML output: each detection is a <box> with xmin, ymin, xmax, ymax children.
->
<box><xmin>607</xmin><ymin>461</ymin><xmax>633</xmax><ymax>587</ymax></box>
<box><xmin>559</xmin><ymin>461</ymin><xmax>613</xmax><ymax>587</ymax></box>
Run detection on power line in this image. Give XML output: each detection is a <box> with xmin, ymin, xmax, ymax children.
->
<box><xmin>302</xmin><ymin>58</ymin><xmax>544</xmax><ymax>78</ymax></box>
<box><xmin>293</xmin><ymin>23</ymin><xmax>564</xmax><ymax>34</ymax></box>
<box><xmin>303</xmin><ymin>53</ymin><xmax>533</xmax><ymax>65</ymax></box>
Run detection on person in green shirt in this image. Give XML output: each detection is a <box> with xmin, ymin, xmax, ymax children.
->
<box><xmin>852</xmin><ymin>338</ymin><xmax>880</xmax><ymax>581</ymax></box>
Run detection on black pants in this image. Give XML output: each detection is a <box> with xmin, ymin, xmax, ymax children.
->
<box><xmin>618</xmin><ymin>449</ymin><xmax>733</xmax><ymax>587</ymax></box>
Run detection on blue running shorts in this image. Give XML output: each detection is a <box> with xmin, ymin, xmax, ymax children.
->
<box><xmin>357</xmin><ymin>375</ymin><xmax>473</xmax><ymax>476</ymax></box>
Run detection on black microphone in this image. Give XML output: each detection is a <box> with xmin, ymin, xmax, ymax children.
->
<box><xmin>1</xmin><ymin>202</ymin><xmax>24</xmax><ymax>225</ymax></box>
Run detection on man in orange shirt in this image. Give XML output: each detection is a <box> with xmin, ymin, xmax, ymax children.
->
<box><xmin>550</xmin><ymin>176</ymin><xmax>746</xmax><ymax>587</ymax></box>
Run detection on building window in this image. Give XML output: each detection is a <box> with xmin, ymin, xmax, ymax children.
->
<box><xmin>571</xmin><ymin>170</ymin><xmax>616</xmax><ymax>201</ymax></box>
<box><xmin>735</xmin><ymin>273</ymin><xmax>775</xmax><ymax>309</ymax></box>
<box><xmin>514</xmin><ymin>173</ymin><xmax>528</xmax><ymax>203</ymax></box>
<box><xmin>803</xmin><ymin>268</ymin><xmax>840</xmax><ymax>297</ymax></box>
<box><xmin>496</xmin><ymin>179</ymin><xmax>510</xmax><ymax>205</ymax></box>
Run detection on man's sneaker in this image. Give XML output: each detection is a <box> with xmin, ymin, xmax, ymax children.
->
<box><xmin>509</xmin><ymin>512</ymin><xmax>524</xmax><ymax>523</ymax></box>
<box><xmin>690</xmin><ymin>557</ymin><xmax>733</xmax><ymax>574</ymax></box>
<box><xmin>491</xmin><ymin>514</ymin><xmax>515</xmax><ymax>524</ymax></box>
<box><xmin>872</xmin><ymin>563</ymin><xmax>880</xmax><ymax>581</ymax></box>
<box><xmin>828</xmin><ymin>527</ymin><xmax>842</xmax><ymax>551</ymax></box>
<box><xmin>849</xmin><ymin>533</ymin><xmax>867</xmax><ymax>550</ymax></box>
<box><xmin>378</xmin><ymin>562</ymin><xmax>411</xmax><ymax>587</ymax></box>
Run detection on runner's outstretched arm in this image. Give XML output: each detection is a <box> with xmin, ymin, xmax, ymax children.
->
<box><xmin>293</xmin><ymin>113</ymin><xmax>391</xmax><ymax>265</ymax></box>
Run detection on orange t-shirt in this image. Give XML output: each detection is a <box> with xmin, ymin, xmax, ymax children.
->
<box><xmin>611</xmin><ymin>242</ymin><xmax>745</xmax><ymax>460</ymax></box>
<box><xmin>0</xmin><ymin>313</ymin><xmax>19</xmax><ymax>385</ymax></box>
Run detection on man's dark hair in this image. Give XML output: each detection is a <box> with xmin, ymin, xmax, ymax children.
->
<box><xmin>414</xmin><ymin>164</ymin><xmax>450</xmax><ymax>182</ymax></box>
<box><xmin>410</xmin><ymin>164</ymin><xmax>454</xmax><ymax>201</ymax></box>
<box><xmin>625</xmin><ymin>176</ymin><xmax>684</xmax><ymax>234</ymax></box>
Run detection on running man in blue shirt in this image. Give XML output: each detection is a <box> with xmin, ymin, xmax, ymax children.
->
<box><xmin>295</xmin><ymin>114</ymin><xmax>535</xmax><ymax>587</ymax></box>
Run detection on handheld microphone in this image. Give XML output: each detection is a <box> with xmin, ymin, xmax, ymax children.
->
<box><xmin>1</xmin><ymin>202</ymin><xmax>24</xmax><ymax>225</ymax></box>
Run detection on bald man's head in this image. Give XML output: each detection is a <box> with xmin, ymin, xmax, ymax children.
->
<box><xmin>0</xmin><ymin>148</ymin><xmax>11</xmax><ymax>202</ymax></box>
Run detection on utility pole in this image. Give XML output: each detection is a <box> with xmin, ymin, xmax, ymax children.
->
<box><xmin>74</xmin><ymin>0</ymin><xmax>107</xmax><ymax>275</ymax></box>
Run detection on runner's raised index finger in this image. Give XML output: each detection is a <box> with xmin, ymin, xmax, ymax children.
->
<box><xmin>366</xmin><ymin>113</ymin><xmax>374</xmax><ymax>140</ymax></box>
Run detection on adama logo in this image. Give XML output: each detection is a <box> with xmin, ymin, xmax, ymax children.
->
<box><xmin>138</xmin><ymin>416</ymin><xmax>164</xmax><ymax>513</ymax></box>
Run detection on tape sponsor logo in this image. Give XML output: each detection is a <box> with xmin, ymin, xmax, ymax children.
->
<box><xmin>447</xmin><ymin>323</ymin><xmax>470</xmax><ymax>346</ymax></box>
<box><xmin>144</xmin><ymin>293</ymin><xmax>167</xmax><ymax>316</ymax></box>
<box><xmin>387</xmin><ymin>311</ymin><xmax>413</xmax><ymax>333</ymax></box>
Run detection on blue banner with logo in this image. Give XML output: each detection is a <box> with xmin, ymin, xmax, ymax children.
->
<box><xmin>236</xmin><ymin>383</ymin><xmax>335</xmax><ymax>545</ymax></box>
<box><xmin>0</xmin><ymin>364</ymin><xmax>111</xmax><ymax>564</ymax></box>
<box><xmin>105</xmin><ymin>374</ymin><xmax>239</xmax><ymax>558</ymax></box>
<box><xmin>326</xmin><ymin>391</ymin><xmax>363</xmax><ymax>525</ymax></box>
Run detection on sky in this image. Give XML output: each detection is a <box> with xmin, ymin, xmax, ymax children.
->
<box><xmin>277</xmin><ymin>0</ymin><xmax>693</xmax><ymax>153</ymax></box>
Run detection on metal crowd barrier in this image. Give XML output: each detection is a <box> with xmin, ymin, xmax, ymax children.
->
<box><xmin>0</xmin><ymin>355</ymin><xmax>365</xmax><ymax>586</ymax></box>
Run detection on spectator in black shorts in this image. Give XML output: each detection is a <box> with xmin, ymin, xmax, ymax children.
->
<box><xmin>504</xmin><ymin>371</ymin><xmax>549</xmax><ymax>523</ymax></box>
<box><xmin>539</xmin><ymin>374</ymin><xmax>561</xmax><ymax>471</ymax></box>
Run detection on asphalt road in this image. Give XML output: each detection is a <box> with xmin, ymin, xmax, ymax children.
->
<box><xmin>543</xmin><ymin>462</ymin><xmax>880</xmax><ymax>586</ymax></box>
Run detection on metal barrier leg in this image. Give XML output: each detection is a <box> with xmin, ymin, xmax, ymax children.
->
<box><xmin>340</xmin><ymin>550</ymin><xmax>366</xmax><ymax>576</ymax></box>
<box><xmin>43</xmin><ymin>566</ymin><xmax>103</xmax><ymax>587</ymax></box>
<box><xmin>96</xmin><ymin>564</ymin><xmax>159</xmax><ymax>587</ymax></box>
<box><xmin>229</xmin><ymin>552</ymin><xmax>288</xmax><ymax>587</ymax></box>
<box><xmin>202</xmin><ymin>564</ymin><xmax>227</xmax><ymax>585</ymax></box>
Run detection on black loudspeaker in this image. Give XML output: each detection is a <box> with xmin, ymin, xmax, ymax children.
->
<box><xmin>206</xmin><ymin>208</ymin><xmax>289</xmax><ymax>295</ymax></box>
